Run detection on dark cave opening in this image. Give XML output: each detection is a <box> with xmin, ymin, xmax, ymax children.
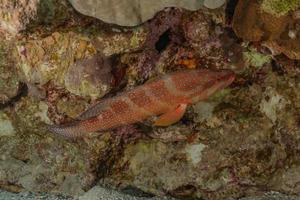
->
<box><xmin>155</xmin><ymin>29</ymin><xmax>171</xmax><ymax>52</ymax></box>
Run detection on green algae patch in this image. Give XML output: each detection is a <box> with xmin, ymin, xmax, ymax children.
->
<box><xmin>261</xmin><ymin>0</ymin><xmax>300</xmax><ymax>16</ymax></box>
<box><xmin>243</xmin><ymin>48</ymin><xmax>271</xmax><ymax>68</ymax></box>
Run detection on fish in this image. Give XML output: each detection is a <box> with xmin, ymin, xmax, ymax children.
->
<box><xmin>48</xmin><ymin>69</ymin><xmax>235</xmax><ymax>138</ymax></box>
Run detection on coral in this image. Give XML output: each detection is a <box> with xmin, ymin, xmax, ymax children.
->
<box><xmin>203</xmin><ymin>0</ymin><xmax>226</xmax><ymax>9</ymax></box>
<box><xmin>261</xmin><ymin>0</ymin><xmax>300</xmax><ymax>16</ymax></box>
<box><xmin>68</xmin><ymin>0</ymin><xmax>203</xmax><ymax>26</ymax></box>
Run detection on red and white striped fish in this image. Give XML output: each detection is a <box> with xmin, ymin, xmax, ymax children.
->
<box><xmin>48</xmin><ymin>69</ymin><xmax>235</xmax><ymax>138</ymax></box>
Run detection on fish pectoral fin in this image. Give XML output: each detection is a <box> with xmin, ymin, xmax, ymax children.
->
<box><xmin>154</xmin><ymin>104</ymin><xmax>187</xmax><ymax>126</ymax></box>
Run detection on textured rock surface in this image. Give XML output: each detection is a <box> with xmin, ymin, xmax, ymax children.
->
<box><xmin>0</xmin><ymin>0</ymin><xmax>39</xmax><ymax>35</ymax></box>
<box><xmin>0</xmin><ymin>41</ymin><xmax>19</xmax><ymax>104</ymax></box>
<box><xmin>0</xmin><ymin>0</ymin><xmax>74</xmax><ymax>36</ymax></box>
<box><xmin>0</xmin><ymin>189</ymin><xmax>71</xmax><ymax>200</ymax></box>
<box><xmin>240</xmin><ymin>192</ymin><xmax>300</xmax><ymax>200</ymax></box>
<box><xmin>1</xmin><ymin>189</ymin><xmax>299</xmax><ymax>200</ymax></box>
<box><xmin>15</xmin><ymin>31</ymin><xmax>114</xmax><ymax>100</ymax></box>
<box><xmin>261</xmin><ymin>0</ymin><xmax>300</xmax><ymax>16</ymax></box>
<box><xmin>233</xmin><ymin>0</ymin><xmax>300</xmax><ymax>59</ymax></box>
<box><xmin>1</xmin><ymin>0</ymin><xmax>300</xmax><ymax>200</ymax></box>
<box><xmin>79</xmin><ymin>186</ymin><xmax>176</xmax><ymax>200</ymax></box>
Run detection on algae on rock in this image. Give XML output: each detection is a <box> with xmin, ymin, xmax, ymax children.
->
<box><xmin>261</xmin><ymin>0</ymin><xmax>300</xmax><ymax>16</ymax></box>
<box><xmin>2</xmin><ymin>0</ymin><xmax>300</xmax><ymax>199</ymax></box>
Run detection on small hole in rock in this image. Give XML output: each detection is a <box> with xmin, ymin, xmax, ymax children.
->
<box><xmin>155</xmin><ymin>29</ymin><xmax>171</xmax><ymax>52</ymax></box>
<box><xmin>271</xmin><ymin>59</ymin><xmax>285</xmax><ymax>75</ymax></box>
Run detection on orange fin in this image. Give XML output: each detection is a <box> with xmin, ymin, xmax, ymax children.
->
<box><xmin>154</xmin><ymin>104</ymin><xmax>187</xmax><ymax>126</ymax></box>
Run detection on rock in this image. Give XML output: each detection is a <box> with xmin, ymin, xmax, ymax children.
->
<box><xmin>59</xmin><ymin>175</ymin><xmax>85</xmax><ymax>196</ymax></box>
<box><xmin>182</xmin><ymin>11</ymin><xmax>212</xmax><ymax>54</ymax></box>
<box><xmin>192</xmin><ymin>101</ymin><xmax>216</xmax><ymax>123</ymax></box>
<box><xmin>0</xmin><ymin>0</ymin><xmax>73</xmax><ymax>36</ymax></box>
<box><xmin>0</xmin><ymin>112</ymin><xmax>16</xmax><ymax>137</ymax></box>
<box><xmin>0</xmin><ymin>95</ymin><xmax>117</xmax><ymax>195</ymax></box>
<box><xmin>0</xmin><ymin>189</ymin><xmax>71</xmax><ymax>200</ymax></box>
<box><xmin>100</xmin><ymin>66</ymin><xmax>300</xmax><ymax>199</ymax></box>
<box><xmin>269</xmin><ymin>165</ymin><xmax>300</xmax><ymax>194</ymax></box>
<box><xmin>261</xmin><ymin>0</ymin><xmax>300</xmax><ymax>17</ymax></box>
<box><xmin>68</xmin><ymin>0</ymin><xmax>204</xmax><ymax>26</ymax></box>
<box><xmin>232</xmin><ymin>0</ymin><xmax>300</xmax><ymax>59</ymax></box>
<box><xmin>16</xmin><ymin>32</ymin><xmax>96</xmax><ymax>87</ymax></box>
<box><xmin>239</xmin><ymin>192</ymin><xmax>300</xmax><ymax>200</ymax></box>
<box><xmin>92</xmin><ymin>27</ymin><xmax>148</xmax><ymax>56</ymax></box>
<box><xmin>0</xmin><ymin>41</ymin><xmax>19</xmax><ymax>103</ymax></box>
<box><xmin>0</xmin><ymin>158</ymin><xmax>30</xmax><ymax>185</ymax></box>
<box><xmin>185</xmin><ymin>143</ymin><xmax>207</xmax><ymax>166</ymax></box>
<box><xmin>79</xmin><ymin>186</ymin><xmax>175</xmax><ymax>200</ymax></box>
<box><xmin>0</xmin><ymin>0</ymin><xmax>38</xmax><ymax>35</ymax></box>
<box><xmin>15</xmin><ymin>31</ymin><xmax>114</xmax><ymax>99</ymax></box>
<box><xmin>2</xmin><ymin>1</ymin><xmax>300</xmax><ymax>199</ymax></box>
<box><xmin>65</xmin><ymin>55</ymin><xmax>113</xmax><ymax>99</ymax></box>
<box><xmin>259</xmin><ymin>87</ymin><xmax>288</xmax><ymax>124</ymax></box>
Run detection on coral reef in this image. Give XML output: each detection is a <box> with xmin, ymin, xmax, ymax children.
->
<box><xmin>1</xmin><ymin>0</ymin><xmax>300</xmax><ymax>199</ymax></box>
<box><xmin>68</xmin><ymin>0</ymin><xmax>204</xmax><ymax>26</ymax></box>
